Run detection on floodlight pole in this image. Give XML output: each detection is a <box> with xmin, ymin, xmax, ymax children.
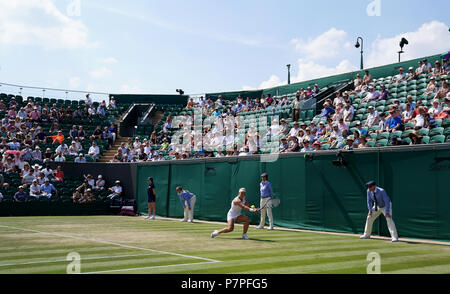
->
<box><xmin>287</xmin><ymin>64</ymin><xmax>291</xmax><ymax>85</ymax></box>
<box><xmin>356</xmin><ymin>37</ymin><xmax>364</xmax><ymax>70</ymax></box>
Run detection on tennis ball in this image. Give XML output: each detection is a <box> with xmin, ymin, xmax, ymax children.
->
<box><xmin>251</xmin><ymin>205</ymin><xmax>255</xmax><ymax>209</ymax></box>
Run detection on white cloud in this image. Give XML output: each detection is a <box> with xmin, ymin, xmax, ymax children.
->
<box><xmin>291</xmin><ymin>28</ymin><xmax>348</xmax><ymax>60</ymax></box>
<box><xmin>89</xmin><ymin>67</ymin><xmax>112</xmax><ymax>79</ymax></box>
<box><xmin>292</xmin><ymin>59</ymin><xmax>358</xmax><ymax>83</ymax></box>
<box><xmin>98</xmin><ymin>57</ymin><xmax>118</xmax><ymax>65</ymax></box>
<box><xmin>366</xmin><ymin>20</ymin><xmax>450</xmax><ymax>68</ymax></box>
<box><xmin>0</xmin><ymin>0</ymin><xmax>94</xmax><ymax>49</ymax></box>
<box><xmin>119</xmin><ymin>83</ymin><xmax>144</xmax><ymax>94</ymax></box>
<box><xmin>69</xmin><ymin>77</ymin><xmax>81</xmax><ymax>89</ymax></box>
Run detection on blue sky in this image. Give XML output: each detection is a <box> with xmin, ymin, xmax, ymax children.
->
<box><xmin>0</xmin><ymin>0</ymin><xmax>449</xmax><ymax>100</ymax></box>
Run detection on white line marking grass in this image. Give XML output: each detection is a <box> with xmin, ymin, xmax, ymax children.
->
<box><xmin>0</xmin><ymin>225</ymin><xmax>222</xmax><ymax>269</ymax></box>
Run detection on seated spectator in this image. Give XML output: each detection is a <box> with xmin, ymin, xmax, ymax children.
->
<box><xmin>343</xmin><ymin>103</ymin><xmax>354</xmax><ymax>123</ymax></box>
<box><xmin>107</xmin><ymin>180</ymin><xmax>123</xmax><ymax>199</ymax></box>
<box><xmin>320</xmin><ymin>102</ymin><xmax>335</xmax><ymax>119</ymax></box>
<box><xmin>56</xmin><ymin>141</ymin><xmax>69</xmax><ymax>156</ymax></box>
<box><xmin>51</xmin><ymin>130</ymin><xmax>65</xmax><ymax>145</ymax></box>
<box><xmin>402</xmin><ymin>103</ymin><xmax>414</xmax><ymax>123</ymax></box>
<box><xmin>443</xmin><ymin>59</ymin><xmax>450</xmax><ymax>74</ymax></box>
<box><xmin>386</xmin><ymin>110</ymin><xmax>402</xmax><ymax>133</ymax></box>
<box><xmin>432</xmin><ymin>60</ymin><xmax>444</xmax><ymax>77</ymax></box>
<box><xmin>279</xmin><ymin>138</ymin><xmax>289</xmax><ymax>152</ymax></box>
<box><xmin>108</xmin><ymin>123</ymin><xmax>117</xmax><ymax>143</ymax></box>
<box><xmin>14</xmin><ymin>186</ymin><xmax>28</xmax><ymax>202</ymax></box>
<box><xmin>88</xmin><ymin>141</ymin><xmax>100</xmax><ymax>160</ymax></box>
<box><xmin>43</xmin><ymin>148</ymin><xmax>53</xmax><ymax>162</ymax></box>
<box><xmin>363</xmin><ymin>70</ymin><xmax>373</xmax><ymax>84</ymax></box>
<box><xmin>95</xmin><ymin>175</ymin><xmax>106</xmax><ymax>190</ymax></box>
<box><xmin>428</xmin><ymin>99</ymin><xmax>442</xmax><ymax>118</ymax></box>
<box><xmin>342</xmin><ymin>136</ymin><xmax>355</xmax><ymax>150</ymax></box>
<box><xmin>423</xmin><ymin>113</ymin><xmax>438</xmax><ymax>130</ymax></box>
<box><xmin>389</xmin><ymin>136</ymin><xmax>409</xmax><ymax>146</ymax></box>
<box><xmin>29</xmin><ymin>179</ymin><xmax>42</xmax><ymax>199</ymax></box>
<box><xmin>436</xmin><ymin>106</ymin><xmax>450</xmax><ymax>120</ymax></box>
<box><xmin>84</xmin><ymin>174</ymin><xmax>95</xmax><ymax>187</ymax></box>
<box><xmin>413</xmin><ymin>107</ymin><xmax>427</xmax><ymax>130</ymax></box>
<box><xmin>390</xmin><ymin>67</ymin><xmax>406</xmax><ymax>84</ymax></box>
<box><xmin>406</xmin><ymin>95</ymin><xmax>416</xmax><ymax>111</ymax></box>
<box><xmin>54</xmin><ymin>151</ymin><xmax>66</xmax><ymax>162</ymax></box>
<box><xmin>416</xmin><ymin>61</ymin><xmax>424</xmax><ymax>75</ymax></box>
<box><xmin>53</xmin><ymin>166</ymin><xmax>64</xmax><ymax>182</ymax></box>
<box><xmin>74</xmin><ymin>153</ymin><xmax>86</xmax><ymax>163</ymax></box>
<box><xmin>424</xmin><ymin>77</ymin><xmax>438</xmax><ymax>95</ymax></box>
<box><xmin>283</xmin><ymin>136</ymin><xmax>300</xmax><ymax>153</ymax></box>
<box><xmin>361</xmin><ymin>85</ymin><xmax>380</xmax><ymax>102</ymax></box>
<box><xmin>69</xmin><ymin>125</ymin><xmax>79</xmax><ymax>140</ymax></box>
<box><xmin>356</xmin><ymin>122</ymin><xmax>367</xmax><ymax>136</ymax></box>
<box><xmin>301</xmin><ymin>139</ymin><xmax>313</xmax><ymax>152</ymax></box>
<box><xmin>358</xmin><ymin>135</ymin><xmax>369</xmax><ymax>148</ymax></box>
<box><xmin>82</xmin><ymin>189</ymin><xmax>96</xmax><ymax>203</ymax></box>
<box><xmin>406</xmin><ymin>67</ymin><xmax>418</xmax><ymax>81</ymax></box>
<box><xmin>435</xmin><ymin>80</ymin><xmax>449</xmax><ymax>100</ymax></box>
<box><xmin>78</xmin><ymin>126</ymin><xmax>86</xmax><ymax>140</ymax></box>
<box><xmin>422</xmin><ymin>59</ymin><xmax>432</xmax><ymax>73</ymax></box>
<box><xmin>409</xmin><ymin>131</ymin><xmax>423</xmax><ymax>145</ymax></box>
<box><xmin>365</xmin><ymin>106</ymin><xmax>379</xmax><ymax>128</ymax></box>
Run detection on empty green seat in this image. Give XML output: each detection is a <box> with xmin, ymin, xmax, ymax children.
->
<box><xmin>430</xmin><ymin>135</ymin><xmax>445</xmax><ymax>144</ymax></box>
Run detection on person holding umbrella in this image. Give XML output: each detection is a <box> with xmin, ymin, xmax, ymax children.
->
<box><xmin>256</xmin><ymin>173</ymin><xmax>274</xmax><ymax>230</ymax></box>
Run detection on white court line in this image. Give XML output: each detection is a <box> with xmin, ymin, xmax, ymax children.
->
<box><xmin>0</xmin><ymin>225</ymin><xmax>221</xmax><ymax>264</ymax></box>
<box><xmin>0</xmin><ymin>253</ymin><xmax>158</xmax><ymax>267</ymax></box>
<box><xmin>83</xmin><ymin>261</ymin><xmax>217</xmax><ymax>274</ymax></box>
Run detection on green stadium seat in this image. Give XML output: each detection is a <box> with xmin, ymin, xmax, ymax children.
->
<box><xmin>422</xmin><ymin>136</ymin><xmax>430</xmax><ymax>144</ymax></box>
<box><xmin>376</xmin><ymin>139</ymin><xmax>388</xmax><ymax>147</ymax></box>
<box><xmin>430</xmin><ymin>135</ymin><xmax>445</xmax><ymax>144</ymax></box>
<box><xmin>418</xmin><ymin>128</ymin><xmax>430</xmax><ymax>137</ymax></box>
<box><xmin>429</xmin><ymin>127</ymin><xmax>444</xmax><ymax>137</ymax></box>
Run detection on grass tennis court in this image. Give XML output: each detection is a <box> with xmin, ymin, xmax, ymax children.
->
<box><xmin>0</xmin><ymin>216</ymin><xmax>449</xmax><ymax>274</ymax></box>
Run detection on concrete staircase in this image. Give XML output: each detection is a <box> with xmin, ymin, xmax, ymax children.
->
<box><xmin>98</xmin><ymin>136</ymin><xmax>130</xmax><ymax>162</ymax></box>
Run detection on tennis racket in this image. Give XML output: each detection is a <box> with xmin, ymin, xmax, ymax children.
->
<box><xmin>257</xmin><ymin>198</ymin><xmax>281</xmax><ymax>212</ymax></box>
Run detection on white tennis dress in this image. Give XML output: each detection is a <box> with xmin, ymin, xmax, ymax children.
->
<box><xmin>227</xmin><ymin>196</ymin><xmax>246</xmax><ymax>221</ymax></box>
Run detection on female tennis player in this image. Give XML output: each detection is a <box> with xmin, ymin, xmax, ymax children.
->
<box><xmin>211</xmin><ymin>188</ymin><xmax>258</xmax><ymax>240</ymax></box>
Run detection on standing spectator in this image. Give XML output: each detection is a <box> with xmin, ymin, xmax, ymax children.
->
<box><xmin>360</xmin><ymin>181</ymin><xmax>399</xmax><ymax>242</ymax></box>
<box><xmin>257</xmin><ymin>173</ymin><xmax>274</xmax><ymax>230</ymax></box>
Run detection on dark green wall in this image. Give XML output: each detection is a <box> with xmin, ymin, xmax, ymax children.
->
<box><xmin>136</xmin><ymin>146</ymin><xmax>450</xmax><ymax>242</ymax></box>
<box><xmin>110</xmin><ymin>94</ymin><xmax>188</xmax><ymax>105</ymax></box>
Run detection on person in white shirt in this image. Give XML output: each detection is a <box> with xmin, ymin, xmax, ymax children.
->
<box><xmin>362</xmin><ymin>86</ymin><xmax>380</xmax><ymax>103</ymax></box>
<box><xmin>108</xmin><ymin>181</ymin><xmax>123</xmax><ymax>199</ymax></box>
<box><xmin>29</xmin><ymin>179</ymin><xmax>42</xmax><ymax>198</ymax></box>
<box><xmin>333</xmin><ymin>92</ymin><xmax>344</xmax><ymax>108</ymax></box>
<box><xmin>86</xmin><ymin>94</ymin><xmax>93</xmax><ymax>106</ymax></box>
<box><xmin>422</xmin><ymin>59</ymin><xmax>432</xmax><ymax>73</ymax></box>
<box><xmin>414</xmin><ymin>107</ymin><xmax>426</xmax><ymax>129</ymax></box>
<box><xmin>402</xmin><ymin>104</ymin><xmax>414</xmax><ymax>123</ymax></box>
<box><xmin>211</xmin><ymin>188</ymin><xmax>258</xmax><ymax>240</ymax></box>
<box><xmin>56</xmin><ymin>142</ymin><xmax>69</xmax><ymax>156</ymax></box>
<box><xmin>94</xmin><ymin>175</ymin><xmax>105</xmax><ymax>190</ymax></box>
<box><xmin>390</xmin><ymin>68</ymin><xmax>406</xmax><ymax>84</ymax></box>
<box><xmin>365</xmin><ymin>106</ymin><xmax>379</xmax><ymax>128</ymax></box>
<box><xmin>343</xmin><ymin>103</ymin><xmax>355</xmax><ymax>123</ymax></box>
<box><xmin>88</xmin><ymin>142</ymin><xmax>100</xmax><ymax>160</ymax></box>
<box><xmin>301</xmin><ymin>140</ymin><xmax>314</xmax><ymax>152</ymax></box>
<box><xmin>415</xmin><ymin>61</ymin><xmax>424</xmax><ymax>75</ymax></box>
<box><xmin>288</xmin><ymin>122</ymin><xmax>300</xmax><ymax>138</ymax></box>
<box><xmin>428</xmin><ymin>99</ymin><xmax>442</xmax><ymax>118</ymax></box>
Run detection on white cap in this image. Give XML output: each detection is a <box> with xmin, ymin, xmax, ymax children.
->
<box><xmin>239</xmin><ymin>188</ymin><xmax>246</xmax><ymax>193</ymax></box>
